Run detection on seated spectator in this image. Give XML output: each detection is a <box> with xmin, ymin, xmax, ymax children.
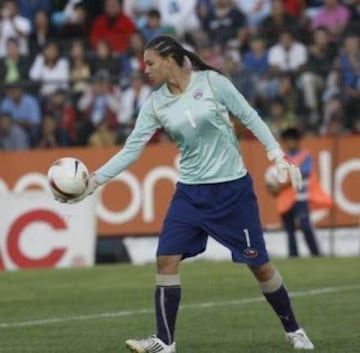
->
<box><xmin>299</xmin><ymin>27</ymin><xmax>338</xmax><ymax>124</ymax></box>
<box><xmin>88</xmin><ymin>118</ymin><xmax>117</xmax><ymax>147</ymax></box>
<box><xmin>312</xmin><ymin>0</ymin><xmax>350</xmax><ymax>41</ymax></box>
<box><xmin>199</xmin><ymin>0</ymin><xmax>247</xmax><ymax>47</ymax></box>
<box><xmin>69</xmin><ymin>39</ymin><xmax>91</xmax><ymax>96</ymax></box>
<box><xmin>268</xmin><ymin>30</ymin><xmax>307</xmax><ymax>76</ymax></box>
<box><xmin>141</xmin><ymin>8</ymin><xmax>176</xmax><ymax>41</ymax></box>
<box><xmin>78</xmin><ymin>69</ymin><xmax>121</xmax><ymax>132</ymax></box>
<box><xmin>0</xmin><ymin>111</ymin><xmax>29</xmax><ymax>150</ymax></box>
<box><xmin>43</xmin><ymin>88</ymin><xmax>77</xmax><ymax>144</ymax></box>
<box><xmin>234</xmin><ymin>0</ymin><xmax>272</xmax><ymax>29</ymax></box>
<box><xmin>266</xmin><ymin>96</ymin><xmax>298</xmax><ymax>138</ymax></box>
<box><xmin>0</xmin><ymin>0</ymin><xmax>32</xmax><ymax>57</ymax></box>
<box><xmin>0</xmin><ymin>37</ymin><xmax>30</xmax><ymax>84</ymax></box>
<box><xmin>320</xmin><ymin>91</ymin><xmax>348</xmax><ymax>135</ymax></box>
<box><xmin>0</xmin><ymin>82</ymin><xmax>41</xmax><ymax>134</ymax></box>
<box><xmin>34</xmin><ymin>113</ymin><xmax>69</xmax><ymax>148</ymax></box>
<box><xmin>29</xmin><ymin>10</ymin><xmax>55</xmax><ymax>56</ymax></box>
<box><xmin>197</xmin><ymin>41</ymin><xmax>224</xmax><ymax>71</ymax></box>
<box><xmin>90</xmin><ymin>0</ymin><xmax>136</xmax><ymax>55</ymax></box>
<box><xmin>117</xmin><ymin>71</ymin><xmax>152</xmax><ymax>143</ymax></box>
<box><xmin>222</xmin><ymin>48</ymin><xmax>257</xmax><ymax>105</ymax></box>
<box><xmin>29</xmin><ymin>41</ymin><xmax>69</xmax><ymax>97</ymax></box>
<box><xmin>242</xmin><ymin>34</ymin><xmax>270</xmax><ymax>100</ymax></box>
<box><xmin>119</xmin><ymin>32</ymin><xmax>147</xmax><ymax>88</ymax></box>
<box><xmin>157</xmin><ymin>0</ymin><xmax>200</xmax><ymax>37</ymax></box>
<box><xmin>260</xmin><ymin>0</ymin><xmax>300</xmax><ymax>47</ymax></box>
<box><xmin>339</xmin><ymin>33</ymin><xmax>360</xmax><ymax>129</ymax></box>
<box><xmin>90</xmin><ymin>39</ymin><xmax>119</xmax><ymax>79</ymax></box>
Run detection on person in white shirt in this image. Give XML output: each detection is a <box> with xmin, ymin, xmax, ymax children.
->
<box><xmin>268</xmin><ymin>30</ymin><xmax>307</xmax><ymax>74</ymax></box>
<box><xmin>29</xmin><ymin>41</ymin><xmax>69</xmax><ymax>97</ymax></box>
<box><xmin>0</xmin><ymin>0</ymin><xmax>31</xmax><ymax>57</ymax></box>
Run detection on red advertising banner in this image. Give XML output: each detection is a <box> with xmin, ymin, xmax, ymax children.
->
<box><xmin>1</xmin><ymin>135</ymin><xmax>359</xmax><ymax>236</ymax></box>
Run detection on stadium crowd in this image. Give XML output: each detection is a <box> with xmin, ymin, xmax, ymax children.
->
<box><xmin>0</xmin><ymin>0</ymin><xmax>359</xmax><ymax>150</ymax></box>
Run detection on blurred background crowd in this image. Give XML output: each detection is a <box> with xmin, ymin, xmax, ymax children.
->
<box><xmin>0</xmin><ymin>0</ymin><xmax>359</xmax><ymax>151</ymax></box>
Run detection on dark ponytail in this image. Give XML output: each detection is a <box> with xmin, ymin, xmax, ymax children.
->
<box><xmin>145</xmin><ymin>35</ymin><xmax>223</xmax><ymax>75</ymax></box>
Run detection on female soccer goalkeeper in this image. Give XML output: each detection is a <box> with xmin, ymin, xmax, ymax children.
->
<box><xmin>58</xmin><ymin>35</ymin><xmax>314</xmax><ymax>352</ymax></box>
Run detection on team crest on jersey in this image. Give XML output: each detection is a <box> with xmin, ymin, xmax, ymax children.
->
<box><xmin>192</xmin><ymin>88</ymin><xmax>203</xmax><ymax>100</ymax></box>
<box><xmin>243</xmin><ymin>248</ymin><xmax>259</xmax><ymax>258</ymax></box>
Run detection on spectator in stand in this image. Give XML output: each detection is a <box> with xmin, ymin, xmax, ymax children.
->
<box><xmin>29</xmin><ymin>41</ymin><xmax>69</xmax><ymax>97</ymax></box>
<box><xmin>234</xmin><ymin>0</ymin><xmax>272</xmax><ymax>29</ymax></box>
<box><xmin>141</xmin><ymin>8</ymin><xmax>175</xmax><ymax>41</ymax></box>
<box><xmin>260</xmin><ymin>0</ymin><xmax>300</xmax><ymax>47</ymax></box>
<box><xmin>0</xmin><ymin>112</ymin><xmax>29</xmax><ymax>150</ymax></box>
<box><xmin>0</xmin><ymin>0</ymin><xmax>31</xmax><ymax>57</ymax></box>
<box><xmin>299</xmin><ymin>27</ymin><xmax>338</xmax><ymax>126</ymax></box>
<box><xmin>221</xmin><ymin>48</ymin><xmax>256</xmax><ymax>102</ymax></box>
<box><xmin>33</xmin><ymin>113</ymin><xmax>69</xmax><ymax>148</ymax></box>
<box><xmin>90</xmin><ymin>0</ymin><xmax>136</xmax><ymax>55</ymax></box>
<box><xmin>157</xmin><ymin>0</ymin><xmax>200</xmax><ymax>37</ymax></box>
<box><xmin>69</xmin><ymin>39</ymin><xmax>91</xmax><ymax>97</ymax></box>
<box><xmin>0</xmin><ymin>37</ymin><xmax>30</xmax><ymax>84</ymax></box>
<box><xmin>17</xmin><ymin>0</ymin><xmax>52</xmax><ymax>26</ymax></box>
<box><xmin>89</xmin><ymin>39</ymin><xmax>119</xmax><ymax>79</ymax></box>
<box><xmin>320</xmin><ymin>90</ymin><xmax>348</xmax><ymax>135</ymax></box>
<box><xmin>266</xmin><ymin>96</ymin><xmax>298</xmax><ymax>138</ymax></box>
<box><xmin>311</xmin><ymin>0</ymin><xmax>350</xmax><ymax>41</ymax></box>
<box><xmin>199</xmin><ymin>0</ymin><xmax>247</xmax><ymax>48</ymax></box>
<box><xmin>118</xmin><ymin>71</ymin><xmax>152</xmax><ymax>143</ymax></box>
<box><xmin>119</xmin><ymin>32</ymin><xmax>146</xmax><ymax>88</ymax></box>
<box><xmin>242</xmin><ymin>34</ymin><xmax>270</xmax><ymax>101</ymax></box>
<box><xmin>43</xmin><ymin>88</ymin><xmax>77</xmax><ymax>144</ymax></box>
<box><xmin>29</xmin><ymin>10</ymin><xmax>54</xmax><ymax>56</ymax></box>
<box><xmin>78</xmin><ymin>69</ymin><xmax>121</xmax><ymax>133</ymax></box>
<box><xmin>268</xmin><ymin>30</ymin><xmax>307</xmax><ymax>76</ymax></box>
<box><xmin>197</xmin><ymin>40</ymin><xmax>224</xmax><ymax>71</ymax></box>
<box><xmin>0</xmin><ymin>81</ymin><xmax>41</xmax><ymax>136</ymax></box>
<box><xmin>88</xmin><ymin>118</ymin><xmax>117</xmax><ymax>147</ymax></box>
<box><xmin>339</xmin><ymin>33</ymin><xmax>360</xmax><ymax>129</ymax></box>
<box><xmin>266</xmin><ymin>30</ymin><xmax>307</xmax><ymax>104</ymax></box>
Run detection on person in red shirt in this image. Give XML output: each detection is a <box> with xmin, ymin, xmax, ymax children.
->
<box><xmin>90</xmin><ymin>0</ymin><xmax>136</xmax><ymax>55</ymax></box>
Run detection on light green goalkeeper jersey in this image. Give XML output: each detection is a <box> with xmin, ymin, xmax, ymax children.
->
<box><xmin>95</xmin><ymin>70</ymin><xmax>280</xmax><ymax>185</ymax></box>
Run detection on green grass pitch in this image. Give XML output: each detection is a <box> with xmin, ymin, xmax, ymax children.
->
<box><xmin>0</xmin><ymin>257</ymin><xmax>359</xmax><ymax>353</ymax></box>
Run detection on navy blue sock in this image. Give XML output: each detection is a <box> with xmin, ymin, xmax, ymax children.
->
<box><xmin>155</xmin><ymin>285</ymin><xmax>181</xmax><ymax>345</ymax></box>
<box><xmin>264</xmin><ymin>285</ymin><xmax>300</xmax><ymax>332</ymax></box>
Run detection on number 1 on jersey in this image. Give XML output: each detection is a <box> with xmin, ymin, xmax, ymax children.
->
<box><xmin>185</xmin><ymin>110</ymin><xmax>197</xmax><ymax>128</ymax></box>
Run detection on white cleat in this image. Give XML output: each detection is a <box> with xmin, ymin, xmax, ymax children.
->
<box><xmin>125</xmin><ymin>335</ymin><xmax>176</xmax><ymax>353</ymax></box>
<box><xmin>285</xmin><ymin>328</ymin><xmax>314</xmax><ymax>350</ymax></box>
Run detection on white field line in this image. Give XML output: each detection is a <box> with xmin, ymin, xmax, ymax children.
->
<box><xmin>0</xmin><ymin>284</ymin><xmax>359</xmax><ymax>329</ymax></box>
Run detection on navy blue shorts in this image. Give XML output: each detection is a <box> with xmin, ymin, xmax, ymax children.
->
<box><xmin>157</xmin><ymin>174</ymin><xmax>270</xmax><ymax>266</ymax></box>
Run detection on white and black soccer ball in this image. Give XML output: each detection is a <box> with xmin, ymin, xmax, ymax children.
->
<box><xmin>48</xmin><ymin>157</ymin><xmax>89</xmax><ymax>200</ymax></box>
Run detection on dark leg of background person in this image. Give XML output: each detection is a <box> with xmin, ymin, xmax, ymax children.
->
<box><xmin>281</xmin><ymin>208</ymin><xmax>298</xmax><ymax>257</ymax></box>
<box><xmin>296</xmin><ymin>202</ymin><xmax>321</xmax><ymax>256</ymax></box>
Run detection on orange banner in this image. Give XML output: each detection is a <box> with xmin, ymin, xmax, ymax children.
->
<box><xmin>1</xmin><ymin>135</ymin><xmax>359</xmax><ymax>236</ymax></box>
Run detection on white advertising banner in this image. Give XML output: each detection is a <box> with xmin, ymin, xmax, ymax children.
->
<box><xmin>0</xmin><ymin>192</ymin><xmax>97</xmax><ymax>271</ymax></box>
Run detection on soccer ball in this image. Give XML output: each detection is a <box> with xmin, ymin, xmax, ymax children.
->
<box><xmin>264</xmin><ymin>165</ymin><xmax>281</xmax><ymax>196</ymax></box>
<box><xmin>48</xmin><ymin>157</ymin><xmax>89</xmax><ymax>199</ymax></box>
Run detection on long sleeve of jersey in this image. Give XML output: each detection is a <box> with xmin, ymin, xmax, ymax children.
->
<box><xmin>95</xmin><ymin>98</ymin><xmax>160</xmax><ymax>184</ymax></box>
<box><xmin>208</xmin><ymin>71</ymin><xmax>280</xmax><ymax>153</ymax></box>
